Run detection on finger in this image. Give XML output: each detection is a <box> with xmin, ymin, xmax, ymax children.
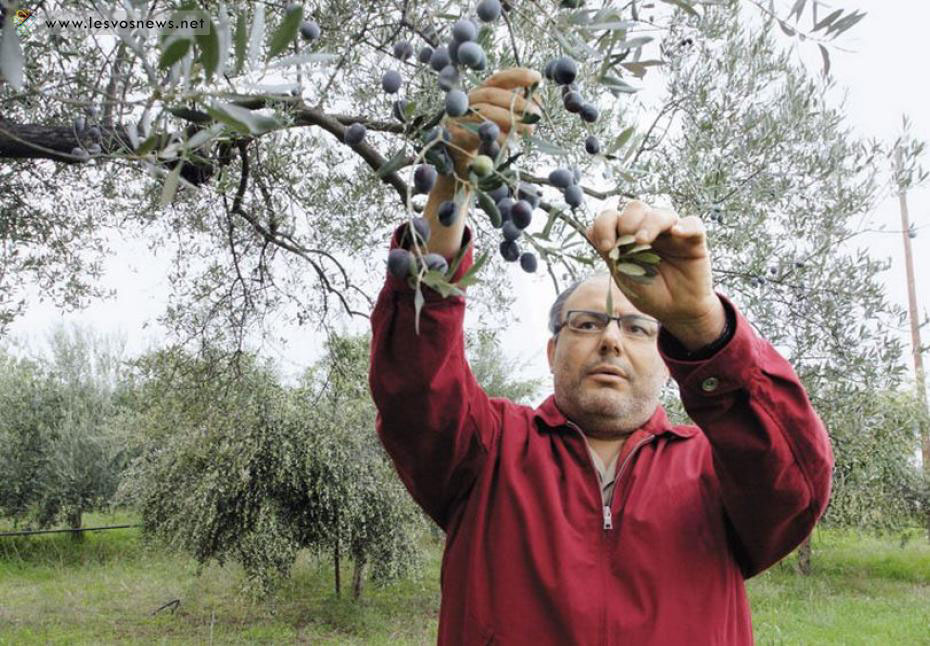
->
<box><xmin>632</xmin><ymin>207</ymin><xmax>679</xmax><ymax>244</ymax></box>
<box><xmin>589</xmin><ymin>209</ymin><xmax>620</xmax><ymax>253</ymax></box>
<box><xmin>669</xmin><ymin>215</ymin><xmax>706</xmax><ymax>242</ymax></box>
<box><xmin>469</xmin><ymin>103</ymin><xmax>534</xmax><ymax>135</ymax></box>
<box><xmin>468</xmin><ymin>87</ymin><xmax>541</xmax><ymax>118</ymax></box>
<box><xmin>482</xmin><ymin>67</ymin><xmax>542</xmax><ymax>91</ymax></box>
<box><xmin>613</xmin><ymin>200</ymin><xmax>650</xmax><ymax>244</ymax></box>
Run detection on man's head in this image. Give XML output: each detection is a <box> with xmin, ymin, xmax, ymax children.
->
<box><xmin>546</xmin><ymin>273</ymin><xmax>669</xmax><ymax>439</ymax></box>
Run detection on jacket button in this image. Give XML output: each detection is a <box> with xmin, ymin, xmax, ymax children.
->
<box><xmin>701</xmin><ymin>377</ymin><xmax>719</xmax><ymax>392</ymax></box>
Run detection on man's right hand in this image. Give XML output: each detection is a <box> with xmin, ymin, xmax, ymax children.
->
<box><xmin>444</xmin><ymin>67</ymin><xmax>543</xmax><ymax>173</ymax></box>
<box><xmin>423</xmin><ymin>67</ymin><xmax>542</xmax><ymax>259</ymax></box>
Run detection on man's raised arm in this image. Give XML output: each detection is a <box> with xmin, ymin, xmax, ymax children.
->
<box><xmin>588</xmin><ymin>201</ymin><xmax>833</xmax><ymax>577</ymax></box>
<box><xmin>368</xmin><ymin>68</ymin><xmax>542</xmax><ymax>529</ymax></box>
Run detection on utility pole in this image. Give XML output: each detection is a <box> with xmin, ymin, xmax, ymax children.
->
<box><xmin>896</xmin><ymin>160</ymin><xmax>929</xmax><ymax>457</ymax></box>
<box><xmin>896</xmin><ymin>152</ymin><xmax>930</xmax><ymax>543</ymax></box>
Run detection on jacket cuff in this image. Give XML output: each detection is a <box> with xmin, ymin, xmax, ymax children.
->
<box><xmin>659</xmin><ymin>294</ymin><xmax>759</xmax><ymax>400</ymax></box>
<box><xmin>384</xmin><ymin>223</ymin><xmax>474</xmax><ymax>301</ymax></box>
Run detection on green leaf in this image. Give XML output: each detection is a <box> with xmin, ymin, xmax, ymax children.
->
<box><xmin>376</xmin><ymin>151</ymin><xmax>409</xmax><ymax>179</ymax></box>
<box><xmin>168</xmin><ymin>107</ymin><xmax>211</xmax><ymax>123</ymax></box>
<box><xmin>217</xmin><ymin>2</ymin><xmax>231</xmax><ymax>74</ymax></box>
<box><xmin>159</xmin><ymin>36</ymin><xmax>192</xmax><ymax>70</ymax></box>
<box><xmin>813</xmin><ymin>8</ymin><xmax>842</xmax><ymax>32</ymax></box>
<box><xmin>0</xmin><ymin>12</ymin><xmax>24</xmax><ymax>91</ymax></box>
<box><xmin>616</xmin><ymin>234</ymin><xmax>637</xmax><ymax>247</ymax></box>
<box><xmin>616</xmin><ymin>262</ymin><xmax>646</xmax><ymax>276</ymax></box>
<box><xmin>267</xmin><ymin>4</ymin><xmax>303</xmax><ymax>60</ymax></box>
<box><xmin>586</xmin><ymin>21</ymin><xmax>635</xmax><ymax>31</ymax></box>
<box><xmin>206</xmin><ymin>102</ymin><xmax>279</xmax><ymax>135</ymax></box>
<box><xmin>195</xmin><ymin>17</ymin><xmax>220</xmax><ymax>79</ymax></box>
<box><xmin>633</xmin><ymin>251</ymin><xmax>661</xmax><ymax>264</ymax></box>
<box><xmin>160</xmin><ymin>162</ymin><xmax>183</xmax><ymax>208</ymax></box>
<box><xmin>476</xmin><ymin>191</ymin><xmax>501</xmax><ymax>228</ymax></box>
<box><xmin>414</xmin><ymin>284</ymin><xmax>424</xmax><ymax>335</ymax></box>
<box><xmin>234</xmin><ymin>10</ymin><xmax>248</xmax><ymax>73</ymax></box>
<box><xmin>609</xmin><ymin>126</ymin><xmax>635</xmax><ymax>155</ymax></box>
<box><xmin>619</xmin><ymin>60</ymin><xmax>663</xmax><ymax>79</ymax></box>
<box><xmin>185</xmin><ymin>124</ymin><xmax>225</xmax><ymax>151</ymax></box>
<box><xmin>818</xmin><ymin>44</ymin><xmax>830</xmax><ymax>77</ymax></box>
<box><xmin>526</xmin><ymin>136</ymin><xmax>568</xmax><ymax>156</ymax></box>
<box><xmin>614</xmin><ymin>36</ymin><xmax>654</xmax><ymax>50</ymax></box>
<box><xmin>599</xmin><ymin>74</ymin><xmax>638</xmax><ymax>94</ymax></box>
<box><xmin>456</xmin><ymin>251</ymin><xmax>490</xmax><ymax>289</ymax></box>
<box><xmin>136</xmin><ymin>134</ymin><xmax>160</xmax><ymax>156</ymax></box>
<box><xmin>827</xmin><ymin>10</ymin><xmax>866</xmax><ymax>37</ymax></box>
<box><xmin>247</xmin><ymin>5</ymin><xmax>266</xmax><ymax>69</ymax></box>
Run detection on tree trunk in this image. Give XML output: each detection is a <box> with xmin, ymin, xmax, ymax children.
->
<box><xmin>796</xmin><ymin>536</ymin><xmax>812</xmax><ymax>575</ymax></box>
<box><xmin>352</xmin><ymin>557</ymin><xmax>366</xmax><ymax>600</ymax></box>
<box><xmin>333</xmin><ymin>541</ymin><xmax>341</xmax><ymax>598</ymax></box>
<box><xmin>67</xmin><ymin>508</ymin><xmax>83</xmax><ymax>542</ymax></box>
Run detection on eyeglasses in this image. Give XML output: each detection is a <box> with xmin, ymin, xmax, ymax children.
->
<box><xmin>555</xmin><ymin>310</ymin><xmax>659</xmax><ymax>339</ymax></box>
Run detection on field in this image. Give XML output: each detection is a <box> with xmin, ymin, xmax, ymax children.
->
<box><xmin>1</xmin><ymin>513</ymin><xmax>928</xmax><ymax>645</ymax></box>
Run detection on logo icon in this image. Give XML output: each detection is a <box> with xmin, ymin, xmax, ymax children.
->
<box><xmin>13</xmin><ymin>8</ymin><xmax>33</xmax><ymax>35</ymax></box>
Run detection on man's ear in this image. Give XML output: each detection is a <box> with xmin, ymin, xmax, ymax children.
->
<box><xmin>546</xmin><ymin>336</ymin><xmax>556</xmax><ymax>374</ymax></box>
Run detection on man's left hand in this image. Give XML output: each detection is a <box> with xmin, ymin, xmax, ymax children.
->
<box><xmin>586</xmin><ymin>200</ymin><xmax>726</xmax><ymax>350</ymax></box>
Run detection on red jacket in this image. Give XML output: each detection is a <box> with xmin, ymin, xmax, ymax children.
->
<box><xmin>369</xmin><ymin>228</ymin><xmax>834</xmax><ymax>645</ymax></box>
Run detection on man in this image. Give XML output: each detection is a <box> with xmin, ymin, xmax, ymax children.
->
<box><xmin>368</xmin><ymin>68</ymin><xmax>833</xmax><ymax>645</ymax></box>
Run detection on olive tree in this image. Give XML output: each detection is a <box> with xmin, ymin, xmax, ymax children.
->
<box><xmin>0</xmin><ymin>325</ymin><xmax>131</xmax><ymax>533</ymax></box>
<box><xmin>121</xmin><ymin>340</ymin><xmax>427</xmax><ymax>598</ymax></box>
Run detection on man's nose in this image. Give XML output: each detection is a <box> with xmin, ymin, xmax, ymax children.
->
<box><xmin>598</xmin><ymin>319</ymin><xmax>626</xmax><ymax>355</ymax></box>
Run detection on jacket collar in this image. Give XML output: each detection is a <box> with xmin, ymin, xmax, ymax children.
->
<box><xmin>533</xmin><ymin>394</ymin><xmax>697</xmax><ymax>439</ymax></box>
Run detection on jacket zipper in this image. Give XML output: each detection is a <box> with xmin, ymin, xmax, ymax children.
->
<box><xmin>566</xmin><ymin>421</ymin><xmax>655</xmax><ymax>646</ymax></box>
<box><xmin>604</xmin><ymin>433</ymin><xmax>654</xmax><ymax>530</ymax></box>
<box><xmin>565</xmin><ymin>421</ymin><xmax>654</xmax><ymax>530</ymax></box>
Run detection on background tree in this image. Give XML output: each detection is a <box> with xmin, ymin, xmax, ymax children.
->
<box><xmin>121</xmin><ymin>340</ymin><xmax>427</xmax><ymax>598</ymax></box>
<box><xmin>0</xmin><ymin>324</ymin><xmax>130</xmax><ymax>534</ymax></box>
<box><xmin>466</xmin><ymin>327</ymin><xmax>545</xmax><ymax>403</ymax></box>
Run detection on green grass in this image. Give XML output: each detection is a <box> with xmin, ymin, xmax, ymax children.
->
<box><xmin>748</xmin><ymin>528</ymin><xmax>930</xmax><ymax>645</ymax></box>
<box><xmin>1</xmin><ymin>514</ymin><xmax>928</xmax><ymax>644</ymax></box>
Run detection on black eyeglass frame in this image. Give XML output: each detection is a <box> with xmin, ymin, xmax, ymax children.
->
<box><xmin>554</xmin><ymin>310</ymin><xmax>661</xmax><ymax>337</ymax></box>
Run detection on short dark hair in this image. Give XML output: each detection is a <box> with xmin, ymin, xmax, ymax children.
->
<box><xmin>547</xmin><ymin>272</ymin><xmax>610</xmax><ymax>336</ymax></box>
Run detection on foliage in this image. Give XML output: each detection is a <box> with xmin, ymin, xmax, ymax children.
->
<box><xmin>0</xmin><ymin>324</ymin><xmax>131</xmax><ymax>529</ymax></box>
<box><xmin>465</xmin><ymin>328</ymin><xmax>545</xmax><ymax>404</ymax></box>
<box><xmin>0</xmin><ymin>0</ymin><xmax>874</xmax><ymax>343</ymax></box>
<box><xmin>823</xmin><ymin>388</ymin><xmax>929</xmax><ymax>530</ymax></box>
<box><xmin>121</xmin><ymin>339</ymin><xmax>427</xmax><ymax>597</ymax></box>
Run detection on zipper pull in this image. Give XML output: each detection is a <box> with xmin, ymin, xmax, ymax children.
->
<box><xmin>603</xmin><ymin>505</ymin><xmax>613</xmax><ymax>530</ymax></box>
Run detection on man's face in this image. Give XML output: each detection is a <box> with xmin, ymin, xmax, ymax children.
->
<box><xmin>546</xmin><ymin>275</ymin><xmax>669</xmax><ymax>438</ymax></box>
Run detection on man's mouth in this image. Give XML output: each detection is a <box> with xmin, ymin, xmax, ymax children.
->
<box><xmin>588</xmin><ymin>365</ymin><xmax>628</xmax><ymax>380</ymax></box>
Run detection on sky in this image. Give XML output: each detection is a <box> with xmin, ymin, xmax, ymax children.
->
<box><xmin>7</xmin><ymin>1</ymin><xmax>929</xmax><ymax>407</ymax></box>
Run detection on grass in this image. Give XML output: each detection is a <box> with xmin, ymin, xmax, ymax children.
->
<box><xmin>1</xmin><ymin>514</ymin><xmax>928</xmax><ymax>645</ymax></box>
<box><xmin>748</xmin><ymin>528</ymin><xmax>930</xmax><ymax>645</ymax></box>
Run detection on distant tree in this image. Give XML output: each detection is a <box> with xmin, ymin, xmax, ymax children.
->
<box><xmin>466</xmin><ymin>328</ymin><xmax>545</xmax><ymax>404</ymax></box>
<box><xmin>0</xmin><ymin>324</ymin><xmax>130</xmax><ymax>535</ymax></box>
<box><xmin>122</xmin><ymin>339</ymin><xmax>426</xmax><ymax>598</ymax></box>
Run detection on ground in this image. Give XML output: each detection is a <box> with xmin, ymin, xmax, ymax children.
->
<box><xmin>1</xmin><ymin>512</ymin><xmax>928</xmax><ymax>645</ymax></box>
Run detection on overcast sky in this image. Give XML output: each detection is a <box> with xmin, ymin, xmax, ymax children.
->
<box><xmin>8</xmin><ymin>1</ymin><xmax>929</xmax><ymax>404</ymax></box>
